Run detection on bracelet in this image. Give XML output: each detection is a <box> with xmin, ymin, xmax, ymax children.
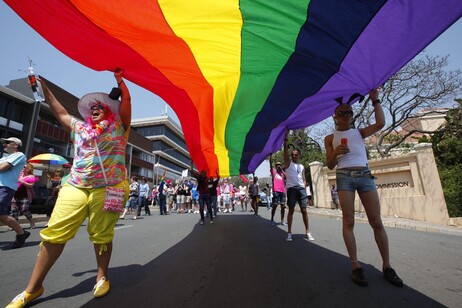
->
<box><xmin>372</xmin><ymin>99</ymin><xmax>381</xmax><ymax>106</ymax></box>
<box><xmin>118</xmin><ymin>80</ymin><xmax>124</xmax><ymax>86</ymax></box>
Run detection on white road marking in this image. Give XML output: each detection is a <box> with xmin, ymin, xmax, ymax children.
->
<box><xmin>115</xmin><ymin>225</ymin><xmax>134</xmax><ymax>230</ymax></box>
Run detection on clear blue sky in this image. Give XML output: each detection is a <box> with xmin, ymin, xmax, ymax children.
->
<box><xmin>0</xmin><ymin>3</ymin><xmax>460</xmax><ymax>176</ymax></box>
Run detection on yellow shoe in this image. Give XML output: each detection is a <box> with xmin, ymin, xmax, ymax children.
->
<box><xmin>93</xmin><ymin>277</ymin><xmax>110</xmax><ymax>298</ymax></box>
<box><xmin>6</xmin><ymin>286</ymin><xmax>44</xmax><ymax>308</ymax></box>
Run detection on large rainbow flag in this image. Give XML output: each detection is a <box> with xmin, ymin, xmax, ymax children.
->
<box><xmin>6</xmin><ymin>0</ymin><xmax>461</xmax><ymax>176</ymax></box>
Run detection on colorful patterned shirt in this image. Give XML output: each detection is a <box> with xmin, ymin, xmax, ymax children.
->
<box><xmin>68</xmin><ymin>117</ymin><xmax>129</xmax><ymax>188</ymax></box>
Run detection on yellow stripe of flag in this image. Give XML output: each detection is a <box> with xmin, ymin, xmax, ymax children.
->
<box><xmin>159</xmin><ymin>0</ymin><xmax>242</xmax><ymax>175</ymax></box>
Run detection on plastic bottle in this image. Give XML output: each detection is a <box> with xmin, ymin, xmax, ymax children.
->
<box><xmin>27</xmin><ymin>66</ymin><xmax>44</xmax><ymax>101</ymax></box>
<box><xmin>28</xmin><ymin>66</ymin><xmax>38</xmax><ymax>92</ymax></box>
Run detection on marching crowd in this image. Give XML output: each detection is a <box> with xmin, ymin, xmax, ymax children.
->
<box><xmin>118</xmin><ymin>175</ymin><xmax>270</xmax><ymax>220</ymax></box>
<box><xmin>1</xmin><ymin>79</ymin><xmax>402</xmax><ymax>308</ymax></box>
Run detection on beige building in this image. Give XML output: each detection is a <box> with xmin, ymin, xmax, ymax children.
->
<box><xmin>310</xmin><ymin>144</ymin><xmax>460</xmax><ymax>227</ymax></box>
<box><xmin>401</xmin><ymin>108</ymin><xmax>449</xmax><ymax>132</ymax></box>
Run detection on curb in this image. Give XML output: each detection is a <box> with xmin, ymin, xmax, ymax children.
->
<box><xmin>304</xmin><ymin>207</ymin><xmax>462</xmax><ymax>236</ymax></box>
<box><xmin>3</xmin><ymin>209</ymin><xmax>462</xmax><ymax>236</ymax></box>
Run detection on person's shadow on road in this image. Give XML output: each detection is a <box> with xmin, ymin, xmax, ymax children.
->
<box><xmin>35</xmin><ymin>214</ymin><xmax>444</xmax><ymax>308</ymax></box>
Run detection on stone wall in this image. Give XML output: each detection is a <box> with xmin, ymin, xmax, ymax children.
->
<box><xmin>310</xmin><ymin>143</ymin><xmax>450</xmax><ymax>225</ymax></box>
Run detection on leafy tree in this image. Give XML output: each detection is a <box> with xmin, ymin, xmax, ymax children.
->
<box><xmin>352</xmin><ymin>54</ymin><xmax>462</xmax><ymax>157</ymax></box>
<box><xmin>432</xmin><ymin>99</ymin><xmax>462</xmax><ymax>166</ymax></box>
<box><xmin>267</xmin><ymin>129</ymin><xmax>325</xmax><ymax>185</ymax></box>
<box><xmin>431</xmin><ymin>99</ymin><xmax>462</xmax><ymax>217</ymax></box>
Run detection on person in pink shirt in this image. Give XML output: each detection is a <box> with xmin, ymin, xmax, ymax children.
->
<box><xmin>269</xmin><ymin>157</ymin><xmax>287</xmax><ymax>226</ymax></box>
<box><xmin>11</xmin><ymin>163</ymin><xmax>39</xmax><ymax>229</ymax></box>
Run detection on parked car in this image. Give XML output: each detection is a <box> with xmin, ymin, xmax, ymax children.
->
<box><xmin>257</xmin><ymin>191</ymin><xmax>268</xmax><ymax>207</ymax></box>
<box><xmin>29</xmin><ymin>196</ymin><xmax>56</xmax><ymax>215</ymax></box>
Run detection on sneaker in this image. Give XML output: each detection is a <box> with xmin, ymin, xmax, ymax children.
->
<box><xmin>12</xmin><ymin>231</ymin><xmax>30</xmax><ymax>249</ymax></box>
<box><xmin>93</xmin><ymin>277</ymin><xmax>110</xmax><ymax>298</ymax></box>
<box><xmin>281</xmin><ymin>222</ymin><xmax>287</xmax><ymax>226</ymax></box>
<box><xmin>200</xmin><ymin>220</ymin><xmax>204</xmax><ymax>225</ymax></box>
<box><xmin>307</xmin><ymin>232</ymin><xmax>315</xmax><ymax>241</ymax></box>
<box><xmin>6</xmin><ymin>286</ymin><xmax>44</xmax><ymax>308</ymax></box>
<box><xmin>383</xmin><ymin>267</ymin><xmax>403</xmax><ymax>287</ymax></box>
<box><xmin>352</xmin><ymin>268</ymin><xmax>368</xmax><ymax>287</ymax></box>
<box><xmin>210</xmin><ymin>220</ymin><xmax>214</xmax><ymax>224</ymax></box>
<box><xmin>271</xmin><ymin>221</ymin><xmax>277</xmax><ymax>226</ymax></box>
<box><xmin>286</xmin><ymin>233</ymin><xmax>293</xmax><ymax>242</ymax></box>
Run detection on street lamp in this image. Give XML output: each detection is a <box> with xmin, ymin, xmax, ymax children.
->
<box><xmin>154</xmin><ymin>147</ymin><xmax>177</xmax><ymax>186</ymax></box>
<box><xmin>154</xmin><ymin>159</ymin><xmax>160</xmax><ymax>186</ymax></box>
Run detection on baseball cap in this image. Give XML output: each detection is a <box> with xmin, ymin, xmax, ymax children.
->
<box><xmin>1</xmin><ymin>137</ymin><xmax>22</xmax><ymax>147</ymax></box>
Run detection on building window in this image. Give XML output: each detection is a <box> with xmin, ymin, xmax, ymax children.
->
<box><xmin>0</xmin><ymin>96</ymin><xmax>8</xmax><ymax>118</ymax></box>
<box><xmin>10</xmin><ymin>103</ymin><xmax>26</xmax><ymax>123</ymax></box>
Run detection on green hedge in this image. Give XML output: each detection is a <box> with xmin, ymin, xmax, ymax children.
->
<box><xmin>439</xmin><ymin>165</ymin><xmax>462</xmax><ymax>217</ymax></box>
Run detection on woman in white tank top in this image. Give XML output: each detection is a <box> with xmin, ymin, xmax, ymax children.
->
<box><xmin>324</xmin><ymin>89</ymin><xmax>403</xmax><ymax>288</ymax></box>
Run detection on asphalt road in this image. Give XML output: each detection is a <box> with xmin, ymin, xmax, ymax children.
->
<box><xmin>1</xmin><ymin>207</ymin><xmax>461</xmax><ymax>307</ymax></box>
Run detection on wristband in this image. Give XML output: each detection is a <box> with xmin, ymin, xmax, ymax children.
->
<box><xmin>372</xmin><ymin>99</ymin><xmax>381</xmax><ymax>106</ymax></box>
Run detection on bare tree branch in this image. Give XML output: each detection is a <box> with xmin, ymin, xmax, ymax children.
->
<box><xmin>352</xmin><ymin>53</ymin><xmax>462</xmax><ymax>157</ymax></box>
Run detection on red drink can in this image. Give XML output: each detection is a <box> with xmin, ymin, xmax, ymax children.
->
<box><xmin>341</xmin><ymin>138</ymin><xmax>348</xmax><ymax>146</ymax></box>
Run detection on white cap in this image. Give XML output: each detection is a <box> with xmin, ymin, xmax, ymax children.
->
<box><xmin>1</xmin><ymin>137</ymin><xmax>22</xmax><ymax>147</ymax></box>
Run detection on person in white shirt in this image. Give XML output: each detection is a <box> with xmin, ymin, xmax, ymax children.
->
<box><xmin>324</xmin><ymin>88</ymin><xmax>403</xmax><ymax>288</ymax></box>
<box><xmin>138</xmin><ymin>177</ymin><xmax>150</xmax><ymax>216</ymax></box>
<box><xmin>283</xmin><ymin>129</ymin><xmax>314</xmax><ymax>242</ymax></box>
<box><xmin>238</xmin><ymin>182</ymin><xmax>248</xmax><ymax>211</ymax></box>
<box><xmin>305</xmin><ymin>184</ymin><xmax>313</xmax><ymax>207</ymax></box>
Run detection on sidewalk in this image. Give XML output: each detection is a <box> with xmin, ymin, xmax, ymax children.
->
<box><xmin>305</xmin><ymin>206</ymin><xmax>462</xmax><ymax>236</ymax></box>
<box><xmin>3</xmin><ymin>207</ymin><xmax>462</xmax><ymax>236</ymax></box>
<box><xmin>0</xmin><ymin>214</ymin><xmax>49</xmax><ymax>231</ymax></box>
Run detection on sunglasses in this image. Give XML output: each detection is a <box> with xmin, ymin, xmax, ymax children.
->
<box><xmin>90</xmin><ymin>104</ymin><xmax>105</xmax><ymax>111</ymax></box>
<box><xmin>337</xmin><ymin>110</ymin><xmax>354</xmax><ymax>117</ymax></box>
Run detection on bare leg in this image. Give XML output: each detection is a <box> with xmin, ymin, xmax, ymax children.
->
<box><xmin>300</xmin><ymin>208</ymin><xmax>309</xmax><ymax>233</ymax></box>
<box><xmin>0</xmin><ymin>215</ymin><xmax>25</xmax><ymax>234</ymax></box>
<box><xmin>94</xmin><ymin>242</ymin><xmax>113</xmax><ymax>281</ymax></box>
<box><xmin>359</xmin><ymin>190</ymin><xmax>390</xmax><ymax>269</ymax></box>
<box><xmin>119</xmin><ymin>207</ymin><xmax>128</xmax><ymax>219</ymax></box>
<box><xmin>287</xmin><ymin>207</ymin><xmax>295</xmax><ymax>234</ymax></box>
<box><xmin>270</xmin><ymin>204</ymin><xmax>277</xmax><ymax>221</ymax></box>
<box><xmin>338</xmin><ymin>190</ymin><xmax>360</xmax><ymax>269</ymax></box>
<box><xmin>280</xmin><ymin>205</ymin><xmax>286</xmax><ymax>223</ymax></box>
<box><xmin>25</xmin><ymin>242</ymin><xmax>66</xmax><ymax>293</ymax></box>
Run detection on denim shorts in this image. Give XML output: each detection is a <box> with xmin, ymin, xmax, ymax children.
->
<box><xmin>287</xmin><ymin>186</ymin><xmax>308</xmax><ymax>208</ymax></box>
<box><xmin>272</xmin><ymin>191</ymin><xmax>286</xmax><ymax>205</ymax></box>
<box><xmin>336</xmin><ymin>169</ymin><xmax>376</xmax><ymax>192</ymax></box>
